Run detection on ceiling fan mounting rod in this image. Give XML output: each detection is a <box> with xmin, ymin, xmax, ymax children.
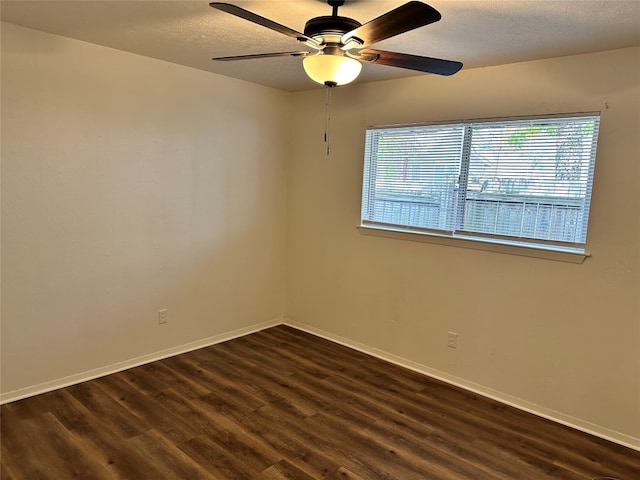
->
<box><xmin>327</xmin><ymin>1</ymin><xmax>345</xmax><ymax>17</ymax></box>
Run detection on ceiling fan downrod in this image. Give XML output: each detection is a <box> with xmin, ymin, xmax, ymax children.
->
<box><xmin>328</xmin><ymin>0</ymin><xmax>345</xmax><ymax>17</ymax></box>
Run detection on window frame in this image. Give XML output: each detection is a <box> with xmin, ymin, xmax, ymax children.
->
<box><xmin>359</xmin><ymin>112</ymin><xmax>601</xmax><ymax>263</ymax></box>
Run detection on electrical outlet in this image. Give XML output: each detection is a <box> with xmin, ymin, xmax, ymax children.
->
<box><xmin>447</xmin><ymin>331</ymin><xmax>458</xmax><ymax>348</ymax></box>
<box><xmin>158</xmin><ymin>309</ymin><xmax>168</xmax><ymax>325</ymax></box>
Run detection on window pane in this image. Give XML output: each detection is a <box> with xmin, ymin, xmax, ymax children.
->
<box><xmin>362</xmin><ymin>125</ymin><xmax>465</xmax><ymax>233</ymax></box>
<box><xmin>361</xmin><ymin>114</ymin><xmax>600</xmax><ymax>254</ymax></box>
<box><xmin>462</xmin><ymin>117</ymin><xmax>599</xmax><ymax>243</ymax></box>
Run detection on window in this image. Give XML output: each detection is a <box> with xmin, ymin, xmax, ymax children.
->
<box><xmin>360</xmin><ymin>113</ymin><xmax>600</xmax><ymax>255</ymax></box>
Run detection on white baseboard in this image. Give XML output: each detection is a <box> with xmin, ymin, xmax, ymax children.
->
<box><xmin>3</xmin><ymin>317</ymin><xmax>638</xmax><ymax>452</ymax></box>
<box><xmin>284</xmin><ymin>319</ymin><xmax>640</xmax><ymax>452</ymax></box>
<box><xmin>0</xmin><ymin>317</ymin><xmax>283</xmax><ymax>405</ymax></box>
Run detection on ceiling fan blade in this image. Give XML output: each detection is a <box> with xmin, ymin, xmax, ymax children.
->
<box><xmin>209</xmin><ymin>3</ymin><xmax>320</xmax><ymax>48</ymax></box>
<box><xmin>342</xmin><ymin>1</ymin><xmax>441</xmax><ymax>48</ymax></box>
<box><xmin>359</xmin><ymin>49</ymin><xmax>463</xmax><ymax>76</ymax></box>
<box><xmin>212</xmin><ymin>51</ymin><xmax>311</xmax><ymax>61</ymax></box>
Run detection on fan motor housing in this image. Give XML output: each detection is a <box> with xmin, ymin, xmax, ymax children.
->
<box><xmin>304</xmin><ymin>16</ymin><xmax>361</xmax><ymax>39</ymax></box>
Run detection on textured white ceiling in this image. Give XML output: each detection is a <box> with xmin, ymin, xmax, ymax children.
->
<box><xmin>2</xmin><ymin>0</ymin><xmax>639</xmax><ymax>91</ymax></box>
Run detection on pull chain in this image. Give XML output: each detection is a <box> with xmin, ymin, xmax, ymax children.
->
<box><xmin>324</xmin><ymin>84</ymin><xmax>333</xmax><ymax>156</ymax></box>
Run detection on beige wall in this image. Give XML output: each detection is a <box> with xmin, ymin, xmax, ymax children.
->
<box><xmin>287</xmin><ymin>47</ymin><xmax>640</xmax><ymax>446</ymax></box>
<box><xmin>1</xmin><ymin>23</ymin><xmax>289</xmax><ymax>396</ymax></box>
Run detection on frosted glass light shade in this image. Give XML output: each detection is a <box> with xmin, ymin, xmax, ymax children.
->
<box><xmin>303</xmin><ymin>54</ymin><xmax>362</xmax><ymax>86</ymax></box>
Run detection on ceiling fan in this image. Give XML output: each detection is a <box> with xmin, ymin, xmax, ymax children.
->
<box><xmin>209</xmin><ymin>1</ymin><xmax>463</xmax><ymax>87</ymax></box>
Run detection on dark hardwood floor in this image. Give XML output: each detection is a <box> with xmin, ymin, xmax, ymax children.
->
<box><xmin>1</xmin><ymin>325</ymin><xmax>639</xmax><ymax>479</ymax></box>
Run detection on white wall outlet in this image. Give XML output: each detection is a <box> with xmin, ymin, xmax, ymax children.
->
<box><xmin>158</xmin><ymin>309</ymin><xmax>168</xmax><ymax>325</ymax></box>
<box><xmin>447</xmin><ymin>331</ymin><xmax>458</xmax><ymax>348</ymax></box>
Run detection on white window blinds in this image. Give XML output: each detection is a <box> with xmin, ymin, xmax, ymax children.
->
<box><xmin>362</xmin><ymin>124</ymin><xmax>466</xmax><ymax>234</ymax></box>
<box><xmin>361</xmin><ymin>113</ymin><xmax>600</xmax><ymax>253</ymax></box>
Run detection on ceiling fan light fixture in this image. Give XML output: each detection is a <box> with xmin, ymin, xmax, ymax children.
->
<box><xmin>303</xmin><ymin>53</ymin><xmax>362</xmax><ymax>87</ymax></box>
<box><xmin>210</xmin><ymin>1</ymin><xmax>463</xmax><ymax>87</ymax></box>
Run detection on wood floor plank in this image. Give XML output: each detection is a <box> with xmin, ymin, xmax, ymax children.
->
<box><xmin>313</xmin><ymin>391</ymin><xmax>514</xmax><ymax>480</ymax></box>
<box><xmin>45</xmin><ymin>389</ymin><xmax>169</xmax><ymax>480</ymax></box>
<box><xmin>66</xmin><ymin>381</ymin><xmax>148</xmax><ymax>439</ymax></box>
<box><xmin>248</xmin><ymin>402</ymin><xmax>366</xmax><ymax>478</ymax></box>
<box><xmin>161</xmin><ymin>352</ymin><xmax>266</xmax><ymax>412</ymax></box>
<box><xmin>259</xmin><ymin>459</ymin><xmax>318</xmax><ymax>480</ymax></box>
<box><xmin>90</xmin><ymin>373</ymin><xmax>197</xmax><ymax>445</ymax></box>
<box><xmin>0</xmin><ymin>461</ymin><xmax>15</xmax><ymax>480</ymax></box>
<box><xmin>282</xmin><ymin>367</ymin><xmax>522</xmax><ymax>478</ymax></box>
<box><xmin>305</xmin><ymin>409</ymin><xmax>456</xmax><ymax>480</ymax></box>
<box><xmin>2</xmin><ymin>325</ymin><xmax>639</xmax><ymax>480</ymax></box>
<box><xmin>196</xmin><ymin>343</ymin><xmax>328</xmax><ymax>417</ymax></box>
<box><xmin>177</xmin><ymin>434</ymin><xmax>257</xmax><ymax>480</ymax></box>
<box><xmin>138</xmin><ymin>360</ymin><xmax>213</xmax><ymax>400</ymax></box>
<box><xmin>1</xmin><ymin>408</ymin><xmax>54</xmax><ymax>480</ymax></box>
<box><xmin>124</xmin><ymin>430</ymin><xmax>212</xmax><ymax>479</ymax></box>
<box><xmin>159</xmin><ymin>388</ymin><xmax>282</xmax><ymax>474</ymax></box>
<box><xmin>194</xmin><ymin>394</ymin><xmax>345</xmax><ymax>478</ymax></box>
<box><xmin>335</xmin><ymin>466</ymin><xmax>368</xmax><ymax>479</ymax></box>
<box><xmin>2</xmin><ymin>410</ymin><xmax>111</xmax><ymax>480</ymax></box>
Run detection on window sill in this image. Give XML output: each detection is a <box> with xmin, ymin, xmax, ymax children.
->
<box><xmin>357</xmin><ymin>225</ymin><xmax>590</xmax><ymax>264</ymax></box>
